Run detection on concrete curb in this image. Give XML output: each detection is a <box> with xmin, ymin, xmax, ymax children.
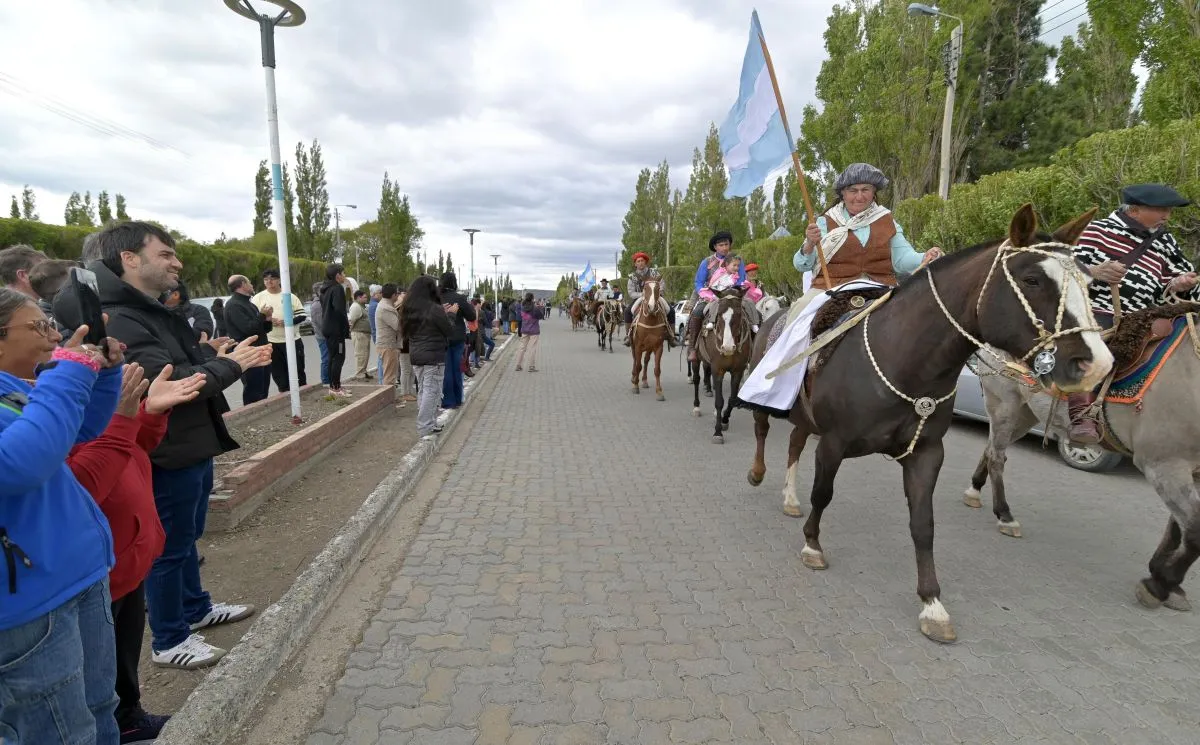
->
<box><xmin>158</xmin><ymin>334</ymin><xmax>515</xmax><ymax>745</ymax></box>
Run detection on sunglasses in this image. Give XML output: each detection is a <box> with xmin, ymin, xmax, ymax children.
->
<box><xmin>0</xmin><ymin>319</ymin><xmax>56</xmax><ymax>339</ymax></box>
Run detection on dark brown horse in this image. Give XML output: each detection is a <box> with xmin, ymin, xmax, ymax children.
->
<box><xmin>630</xmin><ymin>278</ymin><xmax>667</xmax><ymax>400</ymax></box>
<box><xmin>740</xmin><ymin>205</ymin><xmax>1113</xmax><ymax>643</ymax></box>
<box><xmin>693</xmin><ymin>287</ymin><xmax>753</xmax><ymax>444</ymax></box>
<box><xmin>569</xmin><ymin>298</ymin><xmax>584</xmax><ymax>331</ymax></box>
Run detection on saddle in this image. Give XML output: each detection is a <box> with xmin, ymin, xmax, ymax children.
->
<box><xmin>807</xmin><ymin>286</ymin><xmax>892</xmax><ymax>373</ymax></box>
<box><xmin>1106</xmin><ymin>302</ymin><xmax>1200</xmax><ymax>379</ymax></box>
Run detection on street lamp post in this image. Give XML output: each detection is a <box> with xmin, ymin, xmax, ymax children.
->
<box><xmin>463</xmin><ymin>228</ymin><xmax>480</xmax><ymax>296</ymax></box>
<box><xmin>490</xmin><ymin>254</ymin><xmax>500</xmax><ymax>326</ymax></box>
<box><xmin>908</xmin><ymin>3</ymin><xmax>963</xmax><ymax>200</ymax></box>
<box><xmin>334</xmin><ymin>203</ymin><xmax>358</xmax><ymax>278</ymax></box>
<box><xmin>224</xmin><ymin>0</ymin><xmax>306</xmax><ymax>421</ymax></box>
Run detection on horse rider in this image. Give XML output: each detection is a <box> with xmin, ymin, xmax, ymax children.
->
<box><xmin>594</xmin><ymin>280</ymin><xmax>614</xmax><ymax>302</ymax></box>
<box><xmin>623</xmin><ymin>251</ymin><xmax>678</xmax><ymax>348</ymax></box>
<box><xmin>744</xmin><ymin>262</ymin><xmax>761</xmax><ymax>290</ymax></box>
<box><xmin>685</xmin><ymin>231</ymin><xmax>750</xmax><ymax>361</ymax></box>
<box><xmin>736</xmin><ymin>163</ymin><xmax>942</xmax><ymax>414</ymax></box>
<box><xmin>1066</xmin><ymin>183</ymin><xmax>1199</xmax><ymax>444</ymax></box>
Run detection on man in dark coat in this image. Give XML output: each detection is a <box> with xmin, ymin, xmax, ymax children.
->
<box><xmin>318</xmin><ymin>263</ymin><xmax>352</xmax><ymax>395</ymax></box>
<box><xmin>84</xmin><ymin>222</ymin><xmax>272</xmax><ymax>671</ymax></box>
<box><xmin>223</xmin><ymin>274</ymin><xmax>274</xmax><ymax>405</ymax></box>
<box><xmin>437</xmin><ymin>272</ymin><xmax>476</xmax><ymax>408</ymax></box>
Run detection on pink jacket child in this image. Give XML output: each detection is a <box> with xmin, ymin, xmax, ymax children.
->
<box><xmin>699</xmin><ymin>262</ymin><xmax>763</xmax><ymax>304</ymax></box>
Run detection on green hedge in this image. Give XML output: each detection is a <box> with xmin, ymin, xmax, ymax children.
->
<box><xmin>0</xmin><ymin>218</ymin><xmax>328</xmax><ymax>297</ymax></box>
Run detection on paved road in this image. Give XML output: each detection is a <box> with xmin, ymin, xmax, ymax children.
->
<box><xmin>305</xmin><ymin>317</ymin><xmax>1200</xmax><ymax>744</ymax></box>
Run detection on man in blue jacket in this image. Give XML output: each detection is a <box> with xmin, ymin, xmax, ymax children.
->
<box><xmin>89</xmin><ymin>222</ymin><xmax>272</xmax><ymax>671</ymax></box>
<box><xmin>685</xmin><ymin>231</ymin><xmax>745</xmax><ymax>360</ymax></box>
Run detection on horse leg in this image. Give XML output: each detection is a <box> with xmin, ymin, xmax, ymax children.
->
<box><xmin>748</xmin><ymin>412</ymin><xmax>770</xmax><ymax>486</ymax></box>
<box><xmin>653</xmin><ymin>345</ymin><xmax>664</xmax><ymax>401</ymax></box>
<box><xmin>899</xmin><ymin>441</ymin><xmax>955</xmax><ymax>644</ymax></box>
<box><xmin>781</xmin><ymin>425</ymin><xmax>809</xmax><ymax>518</ymax></box>
<box><xmin>800</xmin><ymin>432</ymin><xmax>843</xmax><ymax>570</ymax></box>
<box><xmin>692</xmin><ymin>359</ymin><xmax>702</xmax><ymax>417</ymax></box>
<box><xmin>722</xmin><ymin>367</ymin><xmax>744</xmax><ymax>429</ymax></box>
<box><xmin>711</xmin><ymin>368</ymin><xmax>726</xmax><ymax>443</ymax></box>
<box><xmin>631</xmin><ymin>345</ymin><xmax>642</xmax><ymax>394</ymax></box>
<box><xmin>704</xmin><ymin>363</ymin><xmax>713</xmax><ymax>397</ymax></box>
<box><xmin>1136</xmin><ymin>460</ymin><xmax>1200</xmax><ymax>610</ymax></box>
<box><xmin>964</xmin><ymin>451</ymin><xmax>989</xmax><ymax>509</ymax></box>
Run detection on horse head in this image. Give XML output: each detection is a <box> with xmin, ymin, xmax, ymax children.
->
<box><xmin>714</xmin><ymin>288</ymin><xmax>750</xmax><ymax>357</ymax></box>
<box><xmin>971</xmin><ymin>204</ymin><xmax>1113</xmax><ymax>392</ymax></box>
<box><xmin>642</xmin><ymin>279</ymin><xmax>662</xmax><ymax>315</ymax></box>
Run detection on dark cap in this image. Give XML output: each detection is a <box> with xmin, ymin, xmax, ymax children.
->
<box><xmin>262</xmin><ymin>267</ymin><xmax>281</xmax><ymax>279</ymax></box>
<box><xmin>1121</xmin><ymin>184</ymin><xmax>1191</xmax><ymax>208</ymax></box>
<box><xmin>709</xmin><ymin>231</ymin><xmax>734</xmax><ymax>252</ymax></box>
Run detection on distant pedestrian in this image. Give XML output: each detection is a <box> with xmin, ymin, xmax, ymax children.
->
<box><xmin>350</xmin><ymin>289</ymin><xmax>372</xmax><ymax>380</ymax></box>
<box><xmin>514</xmin><ymin>292</ymin><xmax>544</xmax><ymax>372</ymax></box>
<box><xmin>438</xmin><ymin>272</ymin><xmax>475</xmax><ymax>410</ymax></box>
<box><xmin>375</xmin><ymin>283</ymin><xmax>401</xmax><ymax>388</ymax></box>
<box><xmin>318</xmin><ymin>263</ymin><xmax>352</xmax><ymax>398</ymax></box>
<box><xmin>308</xmin><ymin>282</ymin><xmax>330</xmax><ymax>385</ymax></box>
<box><xmin>402</xmin><ymin>275</ymin><xmax>454</xmax><ymax>436</ymax></box>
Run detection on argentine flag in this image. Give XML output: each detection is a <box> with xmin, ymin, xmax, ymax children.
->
<box><xmin>579</xmin><ymin>262</ymin><xmax>596</xmax><ymax>291</ymax></box>
<box><xmin>719</xmin><ymin>10</ymin><xmax>794</xmax><ymax>199</ymax></box>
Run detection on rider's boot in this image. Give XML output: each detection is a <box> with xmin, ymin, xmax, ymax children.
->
<box><xmin>665</xmin><ymin>323</ymin><xmax>678</xmax><ymax>349</ymax></box>
<box><xmin>686</xmin><ymin>315</ymin><xmax>702</xmax><ymax>361</ymax></box>
<box><xmin>1067</xmin><ymin>391</ymin><xmax>1101</xmax><ymax>445</ymax></box>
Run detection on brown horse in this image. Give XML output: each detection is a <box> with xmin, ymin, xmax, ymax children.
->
<box><xmin>569</xmin><ymin>298</ymin><xmax>584</xmax><ymax>331</ymax></box>
<box><xmin>693</xmin><ymin>287</ymin><xmax>753</xmax><ymax>444</ymax></box>
<box><xmin>740</xmin><ymin>205</ymin><xmax>1113</xmax><ymax>643</ymax></box>
<box><xmin>964</xmin><ymin>301</ymin><xmax>1200</xmax><ymax>613</ymax></box>
<box><xmin>630</xmin><ymin>278</ymin><xmax>667</xmax><ymax>400</ymax></box>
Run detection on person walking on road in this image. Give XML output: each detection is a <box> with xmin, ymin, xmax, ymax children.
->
<box><xmin>402</xmin><ymin>275</ymin><xmax>455</xmax><ymax>436</ymax></box>
<box><xmin>319</xmin><ymin>264</ymin><xmax>352</xmax><ymax>398</ymax></box>
<box><xmin>515</xmin><ymin>291</ymin><xmax>544</xmax><ymax>372</ymax></box>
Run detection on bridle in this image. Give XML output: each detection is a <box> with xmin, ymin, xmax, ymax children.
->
<box><xmin>635</xmin><ymin>280</ymin><xmax>667</xmax><ymax>330</ymax></box>
<box><xmin>864</xmin><ymin>240</ymin><xmax>1102</xmax><ymax>460</ymax></box>
<box><xmin>713</xmin><ymin>291</ymin><xmax>751</xmax><ymax>354</ymax></box>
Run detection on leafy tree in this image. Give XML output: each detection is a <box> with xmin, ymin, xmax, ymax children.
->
<box><xmin>20</xmin><ymin>186</ymin><xmax>36</xmax><ymax>220</ymax></box>
<box><xmin>293</xmin><ymin>142</ymin><xmax>314</xmax><ymax>257</ymax></box>
<box><xmin>619</xmin><ymin>160</ymin><xmax>672</xmax><ymax>272</ymax></box>
<box><xmin>308</xmin><ymin>141</ymin><xmax>332</xmax><ymax>260</ymax></box>
<box><xmin>9</xmin><ymin>196</ymin><xmax>18</xmax><ymax>219</ymax></box>
<box><xmin>281</xmin><ymin>162</ymin><xmax>299</xmax><ymax>253</ymax></box>
<box><xmin>64</xmin><ymin>191</ymin><xmax>91</xmax><ymax>226</ymax></box>
<box><xmin>746</xmin><ymin>186</ymin><xmax>772</xmax><ymax>239</ymax></box>
<box><xmin>254</xmin><ymin>160</ymin><xmax>272</xmax><ymax>232</ymax></box>
<box><xmin>114</xmin><ymin>193</ymin><xmax>129</xmax><ymax>221</ymax></box>
<box><xmin>82</xmin><ymin>192</ymin><xmax>97</xmax><ymax>226</ymax></box>
<box><xmin>342</xmin><ymin>171</ymin><xmax>424</xmax><ymax>284</ymax></box>
<box><xmin>97</xmin><ymin>191</ymin><xmax>112</xmax><ymax>224</ymax></box>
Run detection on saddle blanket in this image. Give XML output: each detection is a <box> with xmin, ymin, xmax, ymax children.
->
<box><xmin>1108</xmin><ymin>315</ymin><xmax>1190</xmax><ymax>403</ymax></box>
<box><xmin>738</xmin><ymin>279</ymin><xmax>887</xmax><ymax>414</ymax></box>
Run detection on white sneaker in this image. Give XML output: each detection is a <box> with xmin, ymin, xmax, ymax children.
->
<box><xmin>151</xmin><ymin>634</ymin><xmax>227</xmax><ymax>670</ymax></box>
<box><xmin>190</xmin><ymin>601</ymin><xmax>256</xmax><ymax>631</ymax></box>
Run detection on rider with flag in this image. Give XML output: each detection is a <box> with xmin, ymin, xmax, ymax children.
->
<box><xmin>623</xmin><ymin>252</ymin><xmax>678</xmax><ymax>348</ymax></box>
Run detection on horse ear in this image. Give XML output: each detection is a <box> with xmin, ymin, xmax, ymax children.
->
<box><xmin>1051</xmin><ymin>207</ymin><xmax>1099</xmax><ymax>246</ymax></box>
<box><xmin>1008</xmin><ymin>203</ymin><xmax>1038</xmax><ymax>247</ymax></box>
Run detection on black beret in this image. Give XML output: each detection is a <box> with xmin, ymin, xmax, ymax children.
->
<box><xmin>1121</xmin><ymin>183</ymin><xmax>1190</xmax><ymax>208</ymax></box>
<box><xmin>709</xmin><ymin>231</ymin><xmax>734</xmax><ymax>252</ymax></box>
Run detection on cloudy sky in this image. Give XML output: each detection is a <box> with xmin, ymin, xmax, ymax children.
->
<box><xmin>0</xmin><ymin>0</ymin><xmax>1088</xmax><ymax>290</ymax></box>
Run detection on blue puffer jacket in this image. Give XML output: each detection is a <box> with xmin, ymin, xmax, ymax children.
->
<box><xmin>0</xmin><ymin>358</ymin><xmax>120</xmax><ymax>631</ymax></box>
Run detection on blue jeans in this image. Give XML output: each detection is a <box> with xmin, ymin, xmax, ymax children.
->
<box><xmin>316</xmin><ymin>337</ymin><xmax>330</xmax><ymax>386</ymax></box>
<box><xmin>0</xmin><ymin>578</ymin><xmax>119</xmax><ymax>745</ymax></box>
<box><xmin>482</xmin><ymin>329</ymin><xmax>495</xmax><ymax>359</ymax></box>
<box><xmin>376</xmin><ymin>354</ymin><xmax>383</xmax><ymax>384</ymax></box>
<box><xmin>146</xmin><ymin>459</ymin><xmax>214</xmax><ymax>652</ymax></box>
<box><xmin>441</xmin><ymin>341</ymin><xmax>465</xmax><ymax>408</ymax></box>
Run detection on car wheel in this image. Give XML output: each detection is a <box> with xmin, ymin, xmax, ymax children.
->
<box><xmin>1057</xmin><ymin>439</ymin><xmax>1123</xmax><ymax>473</ymax></box>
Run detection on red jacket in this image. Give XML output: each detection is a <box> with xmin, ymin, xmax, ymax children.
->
<box><xmin>67</xmin><ymin>403</ymin><xmax>168</xmax><ymax>602</ymax></box>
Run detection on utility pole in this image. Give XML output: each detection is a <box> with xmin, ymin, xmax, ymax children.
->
<box><xmin>463</xmin><ymin>228</ymin><xmax>481</xmax><ymax>295</ymax></box>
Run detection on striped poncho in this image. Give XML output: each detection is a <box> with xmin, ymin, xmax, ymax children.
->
<box><xmin>1072</xmin><ymin>210</ymin><xmax>1199</xmax><ymax>315</ymax></box>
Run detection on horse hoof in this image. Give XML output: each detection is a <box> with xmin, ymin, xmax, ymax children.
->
<box><xmin>705</xmin><ymin>390</ymin><xmax>713</xmax><ymax>398</ymax></box>
<box><xmin>721</xmin><ymin>421</ymin><xmax>729</xmax><ymax>431</ymax></box>
<box><xmin>918</xmin><ymin>600</ymin><xmax>957</xmax><ymax>644</ymax></box>
<box><xmin>782</xmin><ymin>504</ymin><xmax>804</xmax><ymax>518</ymax></box>
<box><xmin>800</xmin><ymin>545</ymin><xmax>826</xmax><ymax>569</ymax></box>
<box><xmin>748</xmin><ymin>471</ymin><xmax>763</xmax><ymax>487</ymax></box>
<box><xmin>997</xmin><ymin>520</ymin><xmax>1022</xmax><ymax>538</ymax></box>
<box><xmin>1135</xmin><ymin>580</ymin><xmax>1163</xmax><ymax>609</ymax></box>
<box><xmin>692</xmin><ymin>407</ymin><xmax>702</xmax><ymax>417</ymax></box>
<box><xmin>656</xmin><ymin>394</ymin><xmax>665</xmax><ymax>402</ymax></box>
<box><xmin>712</xmin><ymin>435</ymin><xmax>724</xmax><ymax>444</ymax></box>
<box><xmin>963</xmin><ymin>487</ymin><xmax>983</xmax><ymax>509</ymax></box>
<box><xmin>1166</xmin><ymin>590</ymin><xmax>1192</xmax><ymax>612</ymax></box>
<box><xmin>642</xmin><ymin>382</ymin><xmax>650</xmax><ymax>388</ymax></box>
<box><xmin>632</xmin><ymin>386</ymin><xmax>640</xmax><ymax>394</ymax></box>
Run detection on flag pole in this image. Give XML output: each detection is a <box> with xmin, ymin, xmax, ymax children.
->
<box><xmin>754</xmin><ymin>17</ymin><xmax>830</xmax><ymax>286</ymax></box>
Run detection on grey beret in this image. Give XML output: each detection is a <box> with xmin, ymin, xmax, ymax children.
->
<box><xmin>834</xmin><ymin>163</ymin><xmax>890</xmax><ymax>193</ymax></box>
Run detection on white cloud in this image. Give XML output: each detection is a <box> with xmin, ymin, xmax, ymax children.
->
<box><xmin>0</xmin><ymin>0</ymin><xmax>833</xmax><ymax>289</ymax></box>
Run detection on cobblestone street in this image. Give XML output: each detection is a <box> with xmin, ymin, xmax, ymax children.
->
<box><xmin>306</xmin><ymin>317</ymin><xmax>1200</xmax><ymax>744</ymax></box>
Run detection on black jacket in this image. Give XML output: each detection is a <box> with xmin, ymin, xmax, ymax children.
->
<box><xmin>319</xmin><ymin>280</ymin><xmax>350</xmax><ymax>340</ymax></box>
<box><xmin>87</xmin><ymin>261</ymin><xmax>242</xmax><ymax>469</ymax></box>
<box><xmin>404</xmin><ymin>308</ymin><xmax>455</xmax><ymax>367</ymax></box>
<box><xmin>223</xmin><ymin>292</ymin><xmax>271</xmax><ymax>346</ymax></box>
<box><xmin>172</xmin><ymin>302</ymin><xmax>214</xmax><ymax>341</ymax></box>
<box><xmin>441</xmin><ymin>290</ymin><xmax>476</xmax><ymax>344</ymax></box>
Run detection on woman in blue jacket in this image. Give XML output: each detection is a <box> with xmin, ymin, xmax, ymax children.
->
<box><xmin>0</xmin><ymin>287</ymin><xmax>125</xmax><ymax>744</ymax></box>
